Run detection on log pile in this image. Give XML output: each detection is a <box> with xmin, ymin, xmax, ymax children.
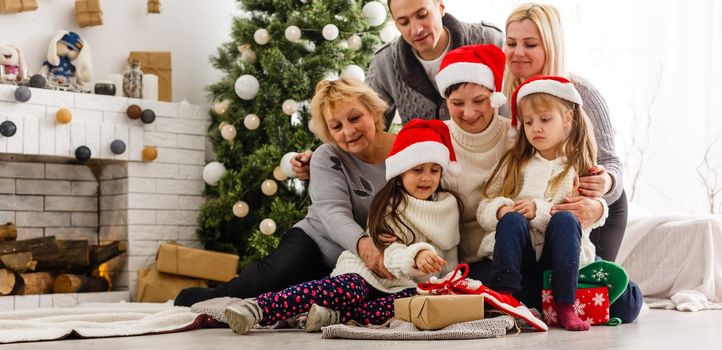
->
<box><xmin>0</xmin><ymin>223</ymin><xmax>126</xmax><ymax>296</ymax></box>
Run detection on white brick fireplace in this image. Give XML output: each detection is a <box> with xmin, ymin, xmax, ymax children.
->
<box><xmin>0</xmin><ymin>84</ymin><xmax>209</xmax><ymax>304</ymax></box>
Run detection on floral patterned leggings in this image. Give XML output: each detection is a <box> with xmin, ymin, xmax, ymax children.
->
<box><xmin>256</xmin><ymin>273</ymin><xmax>416</xmax><ymax>326</ymax></box>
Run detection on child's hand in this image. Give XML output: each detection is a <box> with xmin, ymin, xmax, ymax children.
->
<box><xmin>414</xmin><ymin>250</ymin><xmax>446</xmax><ymax>275</ymax></box>
<box><xmin>513</xmin><ymin>199</ymin><xmax>536</xmax><ymax>219</ymax></box>
<box><xmin>496</xmin><ymin>205</ymin><xmax>513</xmax><ymax>220</ymax></box>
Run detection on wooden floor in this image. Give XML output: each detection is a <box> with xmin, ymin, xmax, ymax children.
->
<box><xmin>8</xmin><ymin>308</ymin><xmax>722</xmax><ymax>349</ymax></box>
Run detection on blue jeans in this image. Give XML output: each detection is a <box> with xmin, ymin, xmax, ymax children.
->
<box><xmin>489</xmin><ymin>211</ymin><xmax>582</xmax><ymax>305</ymax></box>
<box><xmin>469</xmin><ymin>211</ymin><xmax>644</xmax><ymax>323</ymax></box>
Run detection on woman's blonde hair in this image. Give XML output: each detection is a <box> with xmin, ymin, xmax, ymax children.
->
<box><xmin>309</xmin><ymin>78</ymin><xmax>388</xmax><ymax>145</ymax></box>
<box><xmin>483</xmin><ymin>93</ymin><xmax>597</xmax><ymax>198</ymax></box>
<box><xmin>502</xmin><ymin>3</ymin><xmax>567</xmax><ymax>99</ymax></box>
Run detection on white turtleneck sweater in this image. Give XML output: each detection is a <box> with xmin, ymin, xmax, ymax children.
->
<box><xmin>331</xmin><ymin>192</ymin><xmax>460</xmax><ymax>294</ymax></box>
<box><xmin>476</xmin><ymin>153</ymin><xmax>609</xmax><ymax>268</ymax></box>
<box><xmin>442</xmin><ymin>115</ymin><xmax>514</xmax><ymax>263</ymax></box>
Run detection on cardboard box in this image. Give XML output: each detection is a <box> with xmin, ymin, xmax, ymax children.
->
<box><xmin>147</xmin><ymin>0</ymin><xmax>160</xmax><ymax>13</ymax></box>
<box><xmin>156</xmin><ymin>242</ymin><xmax>239</xmax><ymax>282</ymax></box>
<box><xmin>394</xmin><ymin>294</ymin><xmax>485</xmax><ymax>330</ymax></box>
<box><xmin>129</xmin><ymin>51</ymin><xmax>172</xmax><ymax>101</ymax></box>
<box><xmin>0</xmin><ymin>0</ymin><xmax>37</xmax><ymax>13</ymax></box>
<box><xmin>136</xmin><ymin>268</ymin><xmax>207</xmax><ymax>303</ymax></box>
<box><xmin>75</xmin><ymin>0</ymin><xmax>102</xmax><ymax>27</ymax></box>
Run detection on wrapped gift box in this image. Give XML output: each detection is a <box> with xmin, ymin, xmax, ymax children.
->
<box><xmin>147</xmin><ymin>0</ymin><xmax>160</xmax><ymax>13</ymax></box>
<box><xmin>541</xmin><ymin>270</ymin><xmax>611</xmax><ymax>326</ymax></box>
<box><xmin>0</xmin><ymin>0</ymin><xmax>37</xmax><ymax>13</ymax></box>
<box><xmin>136</xmin><ymin>268</ymin><xmax>207</xmax><ymax>303</ymax></box>
<box><xmin>394</xmin><ymin>294</ymin><xmax>485</xmax><ymax>330</ymax></box>
<box><xmin>129</xmin><ymin>51</ymin><xmax>172</xmax><ymax>101</ymax></box>
<box><xmin>75</xmin><ymin>0</ymin><xmax>102</xmax><ymax>27</ymax></box>
<box><xmin>155</xmin><ymin>242</ymin><xmax>239</xmax><ymax>282</ymax></box>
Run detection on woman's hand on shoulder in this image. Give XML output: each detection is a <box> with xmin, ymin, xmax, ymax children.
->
<box><xmin>577</xmin><ymin>165</ymin><xmax>612</xmax><ymax>198</ymax></box>
<box><xmin>551</xmin><ymin>196</ymin><xmax>603</xmax><ymax>228</ymax></box>
<box><xmin>414</xmin><ymin>250</ymin><xmax>446</xmax><ymax>275</ymax></box>
<box><xmin>291</xmin><ymin>150</ymin><xmax>313</xmax><ymax>180</ymax></box>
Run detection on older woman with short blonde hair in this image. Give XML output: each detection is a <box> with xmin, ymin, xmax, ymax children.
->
<box><xmin>175</xmin><ymin>78</ymin><xmax>396</xmax><ymax>306</ymax></box>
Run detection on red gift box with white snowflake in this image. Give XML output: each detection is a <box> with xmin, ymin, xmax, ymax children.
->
<box><xmin>541</xmin><ymin>285</ymin><xmax>611</xmax><ymax>326</ymax></box>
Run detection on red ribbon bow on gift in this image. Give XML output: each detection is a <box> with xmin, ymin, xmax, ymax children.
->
<box><xmin>417</xmin><ymin>263</ymin><xmax>470</xmax><ymax>295</ymax></box>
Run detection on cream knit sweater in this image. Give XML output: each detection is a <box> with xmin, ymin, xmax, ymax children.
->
<box><xmin>441</xmin><ymin>116</ymin><xmax>514</xmax><ymax>263</ymax></box>
<box><xmin>476</xmin><ymin>153</ymin><xmax>609</xmax><ymax>268</ymax></box>
<box><xmin>331</xmin><ymin>192</ymin><xmax>460</xmax><ymax>294</ymax></box>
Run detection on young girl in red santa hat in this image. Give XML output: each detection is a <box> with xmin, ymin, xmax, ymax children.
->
<box><xmin>476</xmin><ymin>75</ymin><xmax>608</xmax><ymax>331</ymax></box>
<box><xmin>224</xmin><ymin>119</ymin><xmax>463</xmax><ymax>334</ymax></box>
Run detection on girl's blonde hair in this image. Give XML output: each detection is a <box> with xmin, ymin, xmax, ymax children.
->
<box><xmin>309</xmin><ymin>78</ymin><xmax>388</xmax><ymax>145</ymax></box>
<box><xmin>483</xmin><ymin>93</ymin><xmax>597</xmax><ymax>198</ymax></box>
<box><xmin>502</xmin><ymin>3</ymin><xmax>567</xmax><ymax>99</ymax></box>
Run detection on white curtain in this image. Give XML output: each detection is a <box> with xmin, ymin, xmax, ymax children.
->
<box><xmin>445</xmin><ymin>0</ymin><xmax>722</xmax><ymax>214</ymax></box>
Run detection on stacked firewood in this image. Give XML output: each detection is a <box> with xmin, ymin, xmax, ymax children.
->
<box><xmin>0</xmin><ymin>223</ymin><xmax>125</xmax><ymax>295</ymax></box>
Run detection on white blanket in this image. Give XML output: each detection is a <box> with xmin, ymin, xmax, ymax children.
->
<box><xmin>616</xmin><ymin>211</ymin><xmax>722</xmax><ymax>311</ymax></box>
<box><xmin>0</xmin><ymin>302</ymin><xmax>203</xmax><ymax>344</ymax></box>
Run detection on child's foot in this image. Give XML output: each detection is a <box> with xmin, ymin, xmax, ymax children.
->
<box><xmin>554</xmin><ymin>301</ymin><xmax>590</xmax><ymax>331</ymax></box>
<box><xmin>305</xmin><ymin>303</ymin><xmax>341</xmax><ymax>332</ymax></box>
<box><xmin>225</xmin><ymin>299</ymin><xmax>263</xmax><ymax>335</ymax></box>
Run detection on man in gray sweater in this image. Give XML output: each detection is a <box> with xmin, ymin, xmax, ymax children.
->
<box><xmin>293</xmin><ymin>0</ymin><xmax>504</xmax><ymax>174</ymax></box>
<box><xmin>366</xmin><ymin>0</ymin><xmax>504</xmax><ymax>127</ymax></box>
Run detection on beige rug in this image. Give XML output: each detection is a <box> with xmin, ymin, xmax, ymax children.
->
<box><xmin>0</xmin><ymin>301</ymin><xmax>216</xmax><ymax>344</ymax></box>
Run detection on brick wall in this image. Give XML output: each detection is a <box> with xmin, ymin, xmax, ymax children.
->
<box><xmin>0</xmin><ymin>85</ymin><xmax>209</xmax><ymax>300</ymax></box>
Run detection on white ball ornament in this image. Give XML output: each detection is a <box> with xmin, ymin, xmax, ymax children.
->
<box><xmin>380</xmin><ymin>25</ymin><xmax>399</xmax><ymax>43</ymax></box>
<box><xmin>280</xmin><ymin>152</ymin><xmax>299</xmax><ymax>178</ymax></box>
<box><xmin>261</xmin><ymin>179</ymin><xmax>278</xmax><ymax>196</ymax></box>
<box><xmin>285</xmin><ymin>25</ymin><xmax>302</xmax><ymax>42</ymax></box>
<box><xmin>220</xmin><ymin>124</ymin><xmax>237</xmax><ymax>140</ymax></box>
<box><xmin>273</xmin><ymin>166</ymin><xmax>288</xmax><ymax>181</ymax></box>
<box><xmin>235</xmin><ymin>75</ymin><xmax>260</xmax><ymax>100</ymax></box>
<box><xmin>347</xmin><ymin>34</ymin><xmax>362</xmax><ymax>51</ymax></box>
<box><xmin>362</xmin><ymin>1</ymin><xmax>387</xmax><ymax>27</ymax></box>
<box><xmin>341</xmin><ymin>64</ymin><xmax>365</xmax><ymax>82</ymax></box>
<box><xmin>259</xmin><ymin>218</ymin><xmax>277</xmax><ymax>235</ymax></box>
<box><xmin>282</xmin><ymin>99</ymin><xmax>299</xmax><ymax>115</ymax></box>
<box><xmin>244</xmin><ymin>113</ymin><xmax>261</xmax><ymax>130</ymax></box>
<box><xmin>218</xmin><ymin>121</ymin><xmax>229</xmax><ymax>131</ymax></box>
<box><xmin>322</xmin><ymin>24</ymin><xmax>339</xmax><ymax>41</ymax></box>
<box><xmin>253</xmin><ymin>28</ymin><xmax>270</xmax><ymax>45</ymax></box>
<box><xmin>232</xmin><ymin>201</ymin><xmax>250</xmax><ymax>218</ymax></box>
<box><xmin>214</xmin><ymin>99</ymin><xmax>231</xmax><ymax>114</ymax></box>
<box><xmin>202</xmin><ymin>161</ymin><xmax>227</xmax><ymax>186</ymax></box>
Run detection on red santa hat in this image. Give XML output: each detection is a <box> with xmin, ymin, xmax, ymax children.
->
<box><xmin>435</xmin><ymin>44</ymin><xmax>507</xmax><ymax>108</ymax></box>
<box><xmin>509</xmin><ymin>75</ymin><xmax>583</xmax><ymax>137</ymax></box>
<box><xmin>385</xmin><ymin>119</ymin><xmax>460</xmax><ymax>180</ymax></box>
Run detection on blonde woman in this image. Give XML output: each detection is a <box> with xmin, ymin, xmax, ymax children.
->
<box><xmin>497</xmin><ymin>3</ymin><xmax>641</xmax><ymax>324</ymax></box>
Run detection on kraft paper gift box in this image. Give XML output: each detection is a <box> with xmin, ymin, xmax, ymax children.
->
<box><xmin>136</xmin><ymin>268</ymin><xmax>207</xmax><ymax>303</ymax></box>
<box><xmin>75</xmin><ymin>0</ymin><xmax>103</xmax><ymax>27</ymax></box>
<box><xmin>0</xmin><ymin>0</ymin><xmax>37</xmax><ymax>14</ymax></box>
<box><xmin>393</xmin><ymin>294</ymin><xmax>485</xmax><ymax>330</ymax></box>
<box><xmin>155</xmin><ymin>242</ymin><xmax>239</xmax><ymax>282</ymax></box>
<box><xmin>129</xmin><ymin>51</ymin><xmax>172</xmax><ymax>101</ymax></box>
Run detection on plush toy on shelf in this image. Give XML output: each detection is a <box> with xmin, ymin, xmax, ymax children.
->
<box><xmin>38</xmin><ymin>30</ymin><xmax>93</xmax><ymax>89</ymax></box>
<box><xmin>0</xmin><ymin>45</ymin><xmax>27</xmax><ymax>82</ymax></box>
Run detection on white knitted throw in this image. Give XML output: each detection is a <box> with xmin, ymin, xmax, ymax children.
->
<box><xmin>321</xmin><ymin>315</ymin><xmax>515</xmax><ymax>340</ymax></box>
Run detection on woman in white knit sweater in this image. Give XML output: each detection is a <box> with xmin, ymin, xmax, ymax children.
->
<box><xmin>224</xmin><ymin>119</ymin><xmax>463</xmax><ymax>335</ymax></box>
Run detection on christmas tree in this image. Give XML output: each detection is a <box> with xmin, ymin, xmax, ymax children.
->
<box><xmin>198</xmin><ymin>0</ymin><xmax>391</xmax><ymax>268</ymax></box>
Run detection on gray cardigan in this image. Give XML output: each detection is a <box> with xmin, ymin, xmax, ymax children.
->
<box><xmin>294</xmin><ymin>144</ymin><xmax>387</xmax><ymax>267</ymax></box>
<box><xmin>366</xmin><ymin>13</ymin><xmax>504</xmax><ymax>127</ymax></box>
